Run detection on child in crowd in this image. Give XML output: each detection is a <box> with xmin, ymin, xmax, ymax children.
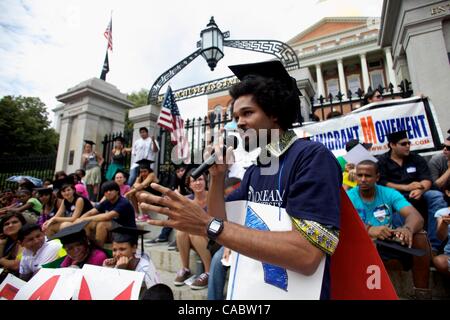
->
<box><xmin>18</xmin><ymin>223</ymin><xmax>63</xmax><ymax>281</ymax></box>
<box><xmin>102</xmin><ymin>225</ymin><xmax>160</xmax><ymax>291</ymax></box>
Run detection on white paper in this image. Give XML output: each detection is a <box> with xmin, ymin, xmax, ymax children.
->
<box><xmin>225</xmin><ymin>201</ymin><xmax>325</xmax><ymax>300</ymax></box>
<box><xmin>343</xmin><ymin>143</ymin><xmax>378</xmax><ymax>165</ymax></box>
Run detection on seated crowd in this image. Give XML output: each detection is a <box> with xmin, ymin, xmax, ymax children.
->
<box><xmin>0</xmin><ymin>128</ymin><xmax>449</xmax><ymax>300</ymax></box>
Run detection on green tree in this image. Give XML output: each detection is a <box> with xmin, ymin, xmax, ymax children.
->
<box><xmin>0</xmin><ymin>96</ymin><xmax>59</xmax><ymax>156</ymax></box>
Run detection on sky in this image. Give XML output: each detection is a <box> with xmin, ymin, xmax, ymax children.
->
<box><xmin>0</xmin><ymin>0</ymin><xmax>383</xmax><ymax>126</ymax></box>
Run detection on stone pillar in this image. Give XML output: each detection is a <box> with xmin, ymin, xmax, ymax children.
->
<box><xmin>360</xmin><ymin>53</ymin><xmax>371</xmax><ymax>92</ymax></box>
<box><xmin>55</xmin><ymin>117</ymin><xmax>72</xmax><ymax>172</ymax></box>
<box><xmin>404</xmin><ymin>23</ymin><xmax>450</xmax><ymax>136</ymax></box>
<box><xmin>384</xmin><ymin>47</ymin><xmax>398</xmax><ymax>90</ymax></box>
<box><xmin>337</xmin><ymin>59</ymin><xmax>347</xmax><ymax>98</ymax></box>
<box><xmin>54</xmin><ymin>78</ymin><xmax>133</xmax><ymax>174</ymax></box>
<box><xmin>315</xmin><ymin>64</ymin><xmax>325</xmax><ymax>98</ymax></box>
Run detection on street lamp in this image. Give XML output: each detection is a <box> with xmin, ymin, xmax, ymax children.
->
<box><xmin>199</xmin><ymin>16</ymin><xmax>224</xmax><ymax>71</ymax></box>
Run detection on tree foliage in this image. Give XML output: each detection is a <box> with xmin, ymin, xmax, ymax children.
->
<box><xmin>0</xmin><ymin>96</ymin><xmax>59</xmax><ymax>157</ymax></box>
<box><xmin>125</xmin><ymin>89</ymin><xmax>149</xmax><ymax>135</ymax></box>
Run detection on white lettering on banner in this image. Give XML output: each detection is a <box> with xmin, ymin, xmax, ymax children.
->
<box><xmin>295</xmin><ymin>97</ymin><xmax>437</xmax><ymax>156</ymax></box>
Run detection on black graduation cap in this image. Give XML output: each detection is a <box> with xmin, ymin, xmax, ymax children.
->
<box><xmin>345</xmin><ymin>139</ymin><xmax>373</xmax><ymax>152</ymax></box>
<box><xmin>229</xmin><ymin>60</ymin><xmax>300</xmax><ymax>94</ymax></box>
<box><xmin>111</xmin><ymin>224</ymin><xmax>149</xmax><ymax>255</ymax></box>
<box><xmin>84</xmin><ymin>139</ymin><xmax>96</xmax><ymax>146</ymax></box>
<box><xmin>386</xmin><ymin>130</ymin><xmax>408</xmax><ymax>144</ymax></box>
<box><xmin>136</xmin><ymin>159</ymin><xmax>154</xmax><ymax>170</ymax></box>
<box><xmin>375</xmin><ymin>239</ymin><xmax>426</xmax><ymax>257</ymax></box>
<box><xmin>50</xmin><ymin>221</ymin><xmax>89</xmax><ymax>245</ymax></box>
<box><xmin>34</xmin><ymin>187</ymin><xmax>53</xmax><ymax>196</ymax></box>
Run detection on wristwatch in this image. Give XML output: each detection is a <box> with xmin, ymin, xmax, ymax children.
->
<box><xmin>207</xmin><ymin>218</ymin><xmax>224</xmax><ymax>241</ymax></box>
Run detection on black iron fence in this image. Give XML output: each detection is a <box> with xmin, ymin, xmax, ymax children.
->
<box><xmin>157</xmin><ymin>112</ymin><xmax>233</xmax><ymax>186</ymax></box>
<box><xmin>101</xmin><ymin>131</ymin><xmax>133</xmax><ymax>180</ymax></box>
<box><xmin>310</xmin><ymin>79</ymin><xmax>413</xmax><ymax>120</ymax></box>
<box><xmin>0</xmin><ymin>155</ymin><xmax>56</xmax><ymax>190</ymax></box>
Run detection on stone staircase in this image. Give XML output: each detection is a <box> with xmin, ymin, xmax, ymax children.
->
<box><xmin>136</xmin><ymin>218</ymin><xmax>208</xmax><ymax>300</ymax></box>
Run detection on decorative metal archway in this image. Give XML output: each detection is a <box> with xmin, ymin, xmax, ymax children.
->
<box><xmin>147</xmin><ymin>33</ymin><xmax>300</xmax><ymax>105</ymax></box>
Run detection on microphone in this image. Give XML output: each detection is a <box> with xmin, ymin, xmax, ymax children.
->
<box><xmin>190</xmin><ymin>135</ymin><xmax>239</xmax><ymax>180</ymax></box>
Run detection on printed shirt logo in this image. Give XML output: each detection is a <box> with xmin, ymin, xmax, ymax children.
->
<box><xmin>247</xmin><ymin>186</ymin><xmax>285</xmax><ymax>207</ymax></box>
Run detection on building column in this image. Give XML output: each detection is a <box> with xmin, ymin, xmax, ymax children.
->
<box><xmin>315</xmin><ymin>64</ymin><xmax>325</xmax><ymax>98</ymax></box>
<box><xmin>360</xmin><ymin>53</ymin><xmax>371</xmax><ymax>92</ymax></box>
<box><xmin>337</xmin><ymin>59</ymin><xmax>347</xmax><ymax>98</ymax></box>
<box><xmin>384</xmin><ymin>47</ymin><xmax>398</xmax><ymax>90</ymax></box>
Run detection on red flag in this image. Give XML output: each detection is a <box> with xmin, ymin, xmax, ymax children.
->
<box><xmin>330</xmin><ymin>189</ymin><xmax>398</xmax><ymax>299</ymax></box>
<box><xmin>157</xmin><ymin>86</ymin><xmax>189</xmax><ymax>160</ymax></box>
<box><xmin>104</xmin><ymin>17</ymin><xmax>113</xmax><ymax>51</ymax></box>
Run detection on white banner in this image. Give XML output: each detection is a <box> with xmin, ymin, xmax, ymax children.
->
<box><xmin>295</xmin><ymin>97</ymin><xmax>441</xmax><ymax>157</ymax></box>
<box><xmin>225</xmin><ymin>201</ymin><xmax>325</xmax><ymax>300</ymax></box>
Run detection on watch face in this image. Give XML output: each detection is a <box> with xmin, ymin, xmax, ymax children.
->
<box><xmin>210</xmin><ymin>220</ymin><xmax>222</xmax><ymax>233</ymax></box>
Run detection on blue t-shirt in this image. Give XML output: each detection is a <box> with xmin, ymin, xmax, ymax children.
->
<box><xmin>347</xmin><ymin>184</ymin><xmax>411</xmax><ymax>227</ymax></box>
<box><xmin>96</xmin><ymin>196</ymin><xmax>136</xmax><ymax>228</ymax></box>
<box><xmin>226</xmin><ymin>138</ymin><xmax>342</xmax><ymax>300</ymax></box>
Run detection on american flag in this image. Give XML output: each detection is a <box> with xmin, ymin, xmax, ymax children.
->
<box><xmin>104</xmin><ymin>17</ymin><xmax>113</xmax><ymax>51</ymax></box>
<box><xmin>157</xmin><ymin>86</ymin><xmax>189</xmax><ymax>160</ymax></box>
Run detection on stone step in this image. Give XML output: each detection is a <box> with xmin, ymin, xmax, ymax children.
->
<box><xmin>157</xmin><ymin>269</ymin><xmax>208</xmax><ymax>300</ymax></box>
<box><xmin>136</xmin><ymin>215</ymin><xmax>176</xmax><ymax>242</ymax></box>
<box><xmin>388</xmin><ymin>268</ymin><xmax>450</xmax><ymax>299</ymax></box>
<box><xmin>143</xmin><ymin>242</ymin><xmax>202</xmax><ymax>274</ymax></box>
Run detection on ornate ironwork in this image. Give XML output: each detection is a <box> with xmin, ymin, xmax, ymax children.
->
<box><xmin>156</xmin><ymin>75</ymin><xmax>239</xmax><ymax>103</ymax></box>
<box><xmin>224</xmin><ymin>40</ymin><xmax>300</xmax><ymax>70</ymax></box>
<box><xmin>148</xmin><ymin>38</ymin><xmax>300</xmax><ymax>105</ymax></box>
<box><xmin>148</xmin><ymin>49</ymin><xmax>202</xmax><ymax>105</ymax></box>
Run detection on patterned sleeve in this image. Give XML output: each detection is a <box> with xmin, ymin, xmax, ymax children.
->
<box><xmin>291</xmin><ymin>217</ymin><xmax>340</xmax><ymax>255</ymax></box>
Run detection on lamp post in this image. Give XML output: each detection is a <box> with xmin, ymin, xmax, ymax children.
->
<box><xmin>199</xmin><ymin>16</ymin><xmax>224</xmax><ymax>71</ymax></box>
<box><xmin>148</xmin><ymin>17</ymin><xmax>299</xmax><ymax>105</ymax></box>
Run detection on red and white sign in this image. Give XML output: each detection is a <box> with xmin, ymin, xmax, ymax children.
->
<box><xmin>0</xmin><ymin>273</ymin><xmax>27</xmax><ymax>300</ymax></box>
<box><xmin>73</xmin><ymin>264</ymin><xmax>144</xmax><ymax>300</ymax></box>
<box><xmin>14</xmin><ymin>268</ymin><xmax>81</xmax><ymax>300</ymax></box>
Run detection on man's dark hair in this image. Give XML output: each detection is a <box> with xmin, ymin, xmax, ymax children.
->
<box><xmin>18</xmin><ymin>223</ymin><xmax>41</xmax><ymax>241</ymax></box>
<box><xmin>101</xmin><ymin>181</ymin><xmax>120</xmax><ymax>194</ymax></box>
<box><xmin>141</xmin><ymin>283</ymin><xmax>174</xmax><ymax>300</ymax></box>
<box><xmin>229</xmin><ymin>75</ymin><xmax>300</xmax><ymax>131</ymax></box>
<box><xmin>357</xmin><ymin>160</ymin><xmax>379</xmax><ymax>174</ymax></box>
<box><xmin>139</xmin><ymin>127</ymin><xmax>149</xmax><ymax>133</ymax></box>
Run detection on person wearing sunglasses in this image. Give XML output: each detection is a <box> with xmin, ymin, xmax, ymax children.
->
<box><xmin>362</xmin><ymin>88</ymin><xmax>384</xmax><ymax>106</ymax></box>
<box><xmin>377</xmin><ymin>130</ymin><xmax>448</xmax><ymax>256</ymax></box>
<box><xmin>428</xmin><ymin>131</ymin><xmax>450</xmax><ymax>192</ymax></box>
